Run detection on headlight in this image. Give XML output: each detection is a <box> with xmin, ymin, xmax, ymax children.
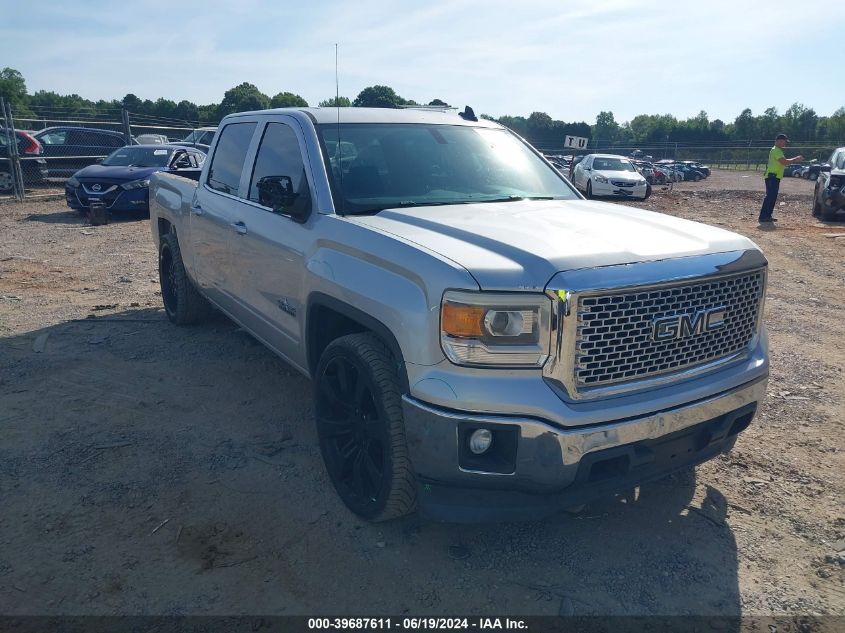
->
<box><xmin>121</xmin><ymin>178</ymin><xmax>150</xmax><ymax>190</ymax></box>
<box><xmin>66</xmin><ymin>176</ymin><xmax>80</xmax><ymax>187</ymax></box>
<box><xmin>440</xmin><ymin>291</ymin><xmax>551</xmax><ymax>367</ymax></box>
<box><xmin>593</xmin><ymin>174</ymin><xmax>608</xmax><ymax>183</ymax></box>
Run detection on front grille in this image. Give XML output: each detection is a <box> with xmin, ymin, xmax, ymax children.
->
<box><xmin>611</xmin><ymin>180</ymin><xmax>635</xmax><ymax>187</ymax></box>
<box><xmin>574</xmin><ymin>270</ymin><xmax>764</xmax><ymax>390</ymax></box>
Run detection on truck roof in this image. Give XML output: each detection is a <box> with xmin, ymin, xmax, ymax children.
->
<box><xmin>224</xmin><ymin>107</ymin><xmax>504</xmax><ymax>128</ymax></box>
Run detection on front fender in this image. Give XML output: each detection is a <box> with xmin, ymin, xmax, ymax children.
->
<box><xmin>304</xmin><ymin>236</ymin><xmax>478</xmax><ymax>370</ymax></box>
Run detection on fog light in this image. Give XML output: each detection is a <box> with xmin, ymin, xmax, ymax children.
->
<box><xmin>469</xmin><ymin>429</ymin><xmax>493</xmax><ymax>455</ymax></box>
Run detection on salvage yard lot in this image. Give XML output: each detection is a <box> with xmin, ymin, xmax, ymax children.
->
<box><xmin>0</xmin><ymin>171</ymin><xmax>843</xmax><ymax>617</ymax></box>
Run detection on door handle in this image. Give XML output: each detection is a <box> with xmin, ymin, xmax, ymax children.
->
<box><xmin>231</xmin><ymin>221</ymin><xmax>248</xmax><ymax>235</ymax></box>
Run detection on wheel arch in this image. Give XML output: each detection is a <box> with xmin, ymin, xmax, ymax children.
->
<box><xmin>306</xmin><ymin>292</ymin><xmax>409</xmax><ymax>393</ymax></box>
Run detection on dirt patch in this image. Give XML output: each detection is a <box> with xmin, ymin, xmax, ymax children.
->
<box><xmin>0</xmin><ymin>174</ymin><xmax>843</xmax><ymax>617</ymax></box>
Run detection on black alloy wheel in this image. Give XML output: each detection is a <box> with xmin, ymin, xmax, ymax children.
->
<box><xmin>315</xmin><ymin>333</ymin><xmax>416</xmax><ymax>521</ymax></box>
<box><xmin>158</xmin><ymin>232</ymin><xmax>211</xmax><ymax>325</ymax></box>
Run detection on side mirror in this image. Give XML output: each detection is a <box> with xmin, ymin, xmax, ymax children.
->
<box><xmin>820</xmin><ymin>164</ymin><xmax>831</xmax><ymax>173</ymax></box>
<box><xmin>256</xmin><ymin>175</ymin><xmax>310</xmax><ymax>223</ymax></box>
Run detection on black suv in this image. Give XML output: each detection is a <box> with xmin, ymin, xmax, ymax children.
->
<box><xmin>813</xmin><ymin>147</ymin><xmax>845</xmax><ymax>221</ymax></box>
<box><xmin>0</xmin><ymin>128</ymin><xmax>48</xmax><ymax>193</ymax></box>
<box><xmin>33</xmin><ymin>126</ymin><xmax>129</xmax><ymax>178</ymax></box>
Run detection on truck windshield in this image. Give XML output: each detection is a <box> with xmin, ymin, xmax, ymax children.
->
<box><xmin>317</xmin><ymin>124</ymin><xmax>578</xmax><ymax>214</ymax></box>
<box><xmin>102</xmin><ymin>147</ymin><xmax>173</xmax><ymax>167</ymax></box>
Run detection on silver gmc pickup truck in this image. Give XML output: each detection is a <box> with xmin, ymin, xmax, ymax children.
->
<box><xmin>149</xmin><ymin>107</ymin><xmax>769</xmax><ymax>522</ymax></box>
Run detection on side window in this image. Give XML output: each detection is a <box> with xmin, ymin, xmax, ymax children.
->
<box><xmin>207</xmin><ymin>122</ymin><xmax>256</xmax><ymax>195</ymax></box>
<box><xmin>200</xmin><ymin>131</ymin><xmax>215</xmax><ymax>145</ymax></box>
<box><xmin>40</xmin><ymin>131</ymin><xmax>67</xmax><ymax>145</ymax></box>
<box><xmin>248</xmin><ymin>122</ymin><xmax>311</xmax><ymax>214</ymax></box>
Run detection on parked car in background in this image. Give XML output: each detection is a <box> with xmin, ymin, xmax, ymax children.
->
<box><xmin>813</xmin><ymin>147</ymin><xmax>845</xmax><ymax>221</ymax></box>
<box><xmin>678</xmin><ymin>161</ymin><xmax>710</xmax><ymax>178</ymax></box>
<box><xmin>172</xmin><ymin>126</ymin><xmax>217</xmax><ymax>153</ymax></box>
<box><xmin>633</xmin><ymin>160</ymin><xmax>655</xmax><ymax>184</ymax></box>
<box><xmin>804</xmin><ymin>162</ymin><xmax>822</xmax><ymax>181</ymax></box>
<box><xmin>784</xmin><ymin>164</ymin><xmax>804</xmax><ymax>177</ymax></box>
<box><xmin>571</xmin><ymin>153</ymin><xmax>650</xmax><ymax>199</ymax></box>
<box><xmin>34</xmin><ymin>126</ymin><xmax>128</xmax><ymax>179</ymax></box>
<box><xmin>0</xmin><ymin>128</ymin><xmax>47</xmax><ymax>192</ymax></box>
<box><xmin>651</xmin><ymin>166</ymin><xmax>669</xmax><ymax>185</ymax></box>
<box><xmin>671</xmin><ymin>163</ymin><xmax>706</xmax><ymax>182</ymax></box>
<box><xmin>65</xmin><ymin>145</ymin><xmax>205</xmax><ymax>214</ymax></box>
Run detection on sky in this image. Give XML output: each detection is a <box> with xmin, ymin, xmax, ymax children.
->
<box><xmin>2</xmin><ymin>0</ymin><xmax>841</xmax><ymax>124</ymax></box>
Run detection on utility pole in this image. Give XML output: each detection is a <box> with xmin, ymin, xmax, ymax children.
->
<box><xmin>121</xmin><ymin>108</ymin><xmax>132</xmax><ymax>145</ymax></box>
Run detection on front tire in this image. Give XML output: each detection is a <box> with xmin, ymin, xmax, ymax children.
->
<box><xmin>315</xmin><ymin>333</ymin><xmax>417</xmax><ymax>522</ymax></box>
<box><xmin>158</xmin><ymin>232</ymin><xmax>211</xmax><ymax>325</ymax></box>
<box><xmin>586</xmin><ymin>180</ymin><xmax>593</xmax><ymax>199</ymax></box>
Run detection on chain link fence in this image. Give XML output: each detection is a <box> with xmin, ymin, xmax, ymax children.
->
<box><xmin>0</xmin><ymin>98</ymin><xmax>214</xmax><ymax>203</ymax></box>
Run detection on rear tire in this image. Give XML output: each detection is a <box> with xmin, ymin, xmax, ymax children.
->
<box><xmin>158</xmin><ymin>232</ymin><xmax>212</xmax><ymax>325</ymax></box>
<box><xmin>315</xmin><ymin>333</ymin><xmax>417</xmax><ymax>522</ymax></box>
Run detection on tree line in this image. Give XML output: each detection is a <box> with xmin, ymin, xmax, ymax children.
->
<box><xmin>1</xmin><ymin>67</ymin><xmax>843</xmax><ymax>150</ymax></box>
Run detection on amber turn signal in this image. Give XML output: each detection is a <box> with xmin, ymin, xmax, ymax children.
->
<box><xmin>442</xmin><ymin>303</ymin><xmax>485</xmax><ymax>338</ymax></box>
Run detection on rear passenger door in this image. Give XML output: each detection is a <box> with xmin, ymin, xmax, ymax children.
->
<box><xmin>190</xmin><ymin>121</ymin><xmax>257</xmax><ymax>311</ymax></box>
<box><xmin>227</xmin><ymin>117</ymin><xmax>313</xmax><ymax>367</ymax></box>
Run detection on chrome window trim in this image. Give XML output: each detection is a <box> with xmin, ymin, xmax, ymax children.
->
<box><xmin>544</xmin><ymin>250</ymin><xmax>768</xmax><ymax>401</ymax></box>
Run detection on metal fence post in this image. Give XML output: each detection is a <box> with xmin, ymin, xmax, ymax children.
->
<box><xmin>0</xmin><ymin>96</ymin><xmax>13</xmax><ymax>198</ymax></box>
<box><xmin>122</xmin><ymin>108</ymin><xmax>132</xmax><ymax>144</ymax></box>
<box><xmin>3</xmin><ymin>100</ymin><xmax>25</xmax><ymax>201</ymax></box>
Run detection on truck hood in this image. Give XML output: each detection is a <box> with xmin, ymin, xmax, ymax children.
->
<box><xmin>348</xmin><ymin>199</ymin><xmax>758</xmax><ymax>290</ymax></box>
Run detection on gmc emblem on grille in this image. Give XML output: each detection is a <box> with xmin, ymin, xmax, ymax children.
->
<box><xmin>652</xmin><ymin>306</ymin><xmax>726</xmax><ymax>342</ymax></box>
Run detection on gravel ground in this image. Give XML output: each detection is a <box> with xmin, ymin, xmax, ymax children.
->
<box><xmin>0</xmin><ymin>171</ymin><xmax>843</xmax><ymax>619</ymax></box>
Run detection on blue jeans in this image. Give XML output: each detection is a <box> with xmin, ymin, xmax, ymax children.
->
<box><xmin>759</xmin><ymin>174</ymin><xmax>780</xmax><ymax>221</ymax></box>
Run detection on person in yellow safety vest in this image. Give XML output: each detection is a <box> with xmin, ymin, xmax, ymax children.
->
<box><xmin>759</xmin><ymin>133</ymin><xmax>803</xmax><ymax>224</ymax></box>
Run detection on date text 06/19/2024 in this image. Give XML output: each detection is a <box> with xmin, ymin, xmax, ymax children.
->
<box><xmin>307</xmin><ymin>618</ymin><xmax>528</xmax><ymax>630</ymax></box>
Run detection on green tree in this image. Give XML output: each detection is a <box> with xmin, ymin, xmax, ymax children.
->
<box><xmin>592</xmin><ymin>111</ymin><xmax>619</xmax><ymax>145</ymax></box>
<box><xmin>757</xmin><ymin>107</ymin><xmax>780</xmax><ymax>140</ymax></box>
<box><xmin>0</xmin><ymin>68</ymin><xmax>32</xmax><ymax>116</ymax></box>
<box><xmin>734</xmin><ymin>108</ymin><xmax>755</xmax><ymax>140</ymax></box>
<box><xmin>497</xmin><ymin>115</ymin><xmax>528</xmax><ymax>137</ymax></box>
<box><xmin>353</xmin><ymin>85</ymin><xmax>405</xmax><ymax>108</ymax></box>
<box><xmin>318</xmin><ymin>96</ymin><xmax>351</xmax><ymax>107</ymax></box>
<box><xmin>122</xmin><ymin>93</ymin><xmax>143</xmax><ymax>111</ymax></box>
<box><xmin>217</xmin><ymin>82</ymin><xmax>270</xmax><ymax>118</ymax></box>
<box><xmin>270</xmin><ymin>92</ymin><xmax>308</xmax><ymax>108</ymax></box>
<box><xmin>527</xmin><ymin>111</ymin><xmax>553</xmax><ymax>130</ymax></box>
<box><xmin>428</xmin><ymin>98</ymin><xmax>449</xmax><ymax>107</ymax></box>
